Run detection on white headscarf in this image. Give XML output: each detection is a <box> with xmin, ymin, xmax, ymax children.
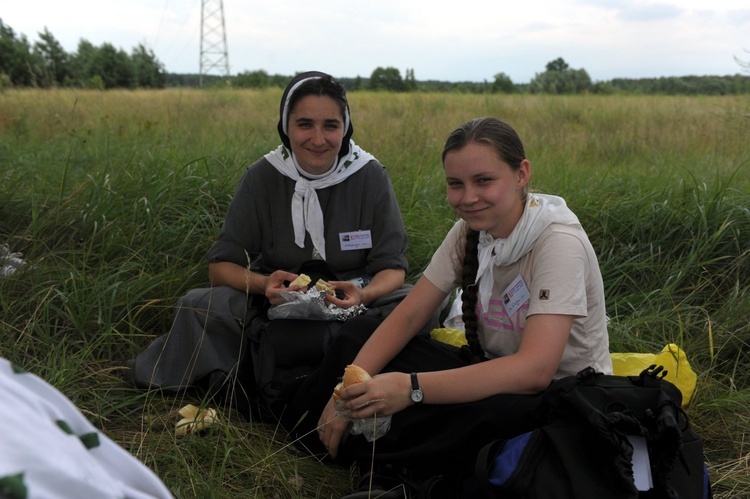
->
<box><xmin>474</xmin><ymin>193</ymin><xmax>581</xmax><ymax>312</ymax></box>
<box><xmin>265</xmin><ymin>144</ymin><xmax>374</xmax><ymax>260</ymax></box>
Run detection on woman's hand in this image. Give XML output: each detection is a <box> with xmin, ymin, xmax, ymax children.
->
<box><xmin>317</xmin><ymin>397</ymin><xmax>352</xmax><ymax>458</ymax></box>
<box><xmin>325</xmin><ymin>280</ymin><xmax>363</xmax><ymax>309</ymax></box>
<box><xmin>264</xmin><ymin>270</ymin><xmax>298</xmax><ymax>305</ymax></box>
<box><xmin>338</xmin><ymin>372</ymin><xmax>413</xmax><ymax>419</ymax></box>
<box><xmin>327</xmin><ymin>268</ymin><xmax>405</xmax><ymax>309</ymax></box>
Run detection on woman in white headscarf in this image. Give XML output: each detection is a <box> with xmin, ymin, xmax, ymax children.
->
<box><xmin>126</xmin><ymin>71</ymin><xmax>416</xmax><ymax>415</ymax></box>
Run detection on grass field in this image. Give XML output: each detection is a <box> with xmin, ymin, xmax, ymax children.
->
<box><xmin>1</xmin><ymin>88</ymin><xmax>749</xmax><ymax>497</ymax></box>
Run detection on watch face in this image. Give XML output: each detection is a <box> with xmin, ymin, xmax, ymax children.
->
<box><xmin>411</xmin><ymin>389</ymin><xmax>424</xmax><ymax>403</ymax></box>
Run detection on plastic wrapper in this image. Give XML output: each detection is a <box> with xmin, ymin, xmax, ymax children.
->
<box><xmin>1</xmin><ymin>244</ymin><xmax>27</xmax><ymax>278</ymax></box>
<box><xmin>334</xmin><ymin>399</ymin><xmax>392</xmax><ymax>442</ymax></box>
<box><xmin>442</xmin><ymin>290</ymin><xmax>466</xmax><ymax>331</ymax></box>
<box><xmin>267</xmin><ymin>287</ymin><xmax>367</xmax><ymax>321</ymax></box>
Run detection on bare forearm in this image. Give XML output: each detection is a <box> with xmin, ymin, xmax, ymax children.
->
<box><xmin>417</xmin><ymin>357</ymin><xmax>549</xmax><ymax>405</ymax></box>
<box><xmin>358</xmin><ymin>268</ymin><xmax>405</xmax><ymax>306</ymax></box>
<box><xmin>418</xmin><ymin>314</ymin><xmax>574</xmax><ymax>403</ymax></box>
<box><xmin>354</xmin><ymin>276</ymin><xmax>446</xmax><ymax>375</ymax></box>
<box><xmin>208</xmin><ymin>261</ymin><xmax>267</xmax><ymax>294</ymax></box>
<box><xmin>353</xmin><ymin>303</ymin><xmax>420</xmax><ymax>375</ymax></box>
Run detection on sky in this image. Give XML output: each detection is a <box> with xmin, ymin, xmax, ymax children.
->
<box><xmin>3</xmin><ymin>0</ymin><xmax>750</xmax><ymax>83</ymax></box>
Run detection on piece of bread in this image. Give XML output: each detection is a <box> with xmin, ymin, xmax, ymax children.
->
<box><xmin>289</xmin><ymin>273</ymin><xmax>311</xmax><ymax>288</ymax></box>
<box><xmin>315</xmin><ymin>278</ymin><xmax>336</xmax><ymax>295</ymax></box>
<box><xmin>174</xmin><ymin>404</ymin><xmax>217</xmax><ymax>437</ymax></box>
<box><xmin>333</xmin><ymin>364</ymin><xmax>371</xmax><ymax>401</ymax></box>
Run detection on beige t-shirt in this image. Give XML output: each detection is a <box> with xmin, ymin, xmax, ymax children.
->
<box><xmin>424</xmin><ymin>219</ymin><xmax>612</xmax><ymax>378</ymax></box>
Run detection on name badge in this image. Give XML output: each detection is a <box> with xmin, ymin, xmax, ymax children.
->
<box><xmin>339</xmin><ymin>230</ymin><xmax>373</xmax><ymax>251</ymax></box>
<box><xmin>501</xmin><ymin>274</ymin><xmax>530</xmax><ymax>317</ymax></box>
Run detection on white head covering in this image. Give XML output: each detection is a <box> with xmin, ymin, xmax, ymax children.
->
<box><xmin>264</xmin><ymin>72</ymin><xmax>374</xmax><ymax>260</ymax></box>
<box><xmin>474</xmin><ymin>193</ymin><xmax>581</xmax><ymax>311</ymax></box>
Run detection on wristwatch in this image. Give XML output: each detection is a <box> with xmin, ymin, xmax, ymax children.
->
<box><xmin>410</xmin><ymin>372</ymin><xmax>424</xmax><ymax>404</ymax></box>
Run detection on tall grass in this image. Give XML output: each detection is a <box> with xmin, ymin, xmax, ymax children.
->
<box><xmin>1</xmin><ymin>88</ymin><xmax>749</xmax><ymax>497</ymax></box>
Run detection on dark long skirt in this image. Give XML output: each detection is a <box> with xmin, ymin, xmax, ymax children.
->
<box><xmin>124</xmin><ymin>285</ymin><xmax>428</xmax><ymax>419</ymax></box>
<box><xmin>282</xmin><ymin>314</ymin><xmax>544</xmax><ymax>478</ymax></box>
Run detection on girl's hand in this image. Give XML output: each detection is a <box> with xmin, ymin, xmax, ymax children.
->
<box><xmin>338</xmin><ymin>372</ymin><xmax>413</xmax><ymax>419</ymax></box>
<box><xmin>317</xmin><ymin>397</ymin><xmax>352</xmax><ymax>459</ymax></box>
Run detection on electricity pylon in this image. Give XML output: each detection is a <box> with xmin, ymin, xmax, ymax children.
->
<box><xmin>199</xmin><ymin>0</ymin><xmax>230</xmax><ymax>87</ymax></box>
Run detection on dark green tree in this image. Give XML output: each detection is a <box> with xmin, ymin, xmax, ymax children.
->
<box><xmin>0</xmin><ymin>20</ymin><xmax>34</xmax><ymax>86</ymax></box>
<box><xmin>546</xmin><ymin>57</ymin><xmax>569</xmax><ymax>72</ymax></box>
<box><xmin>131</xmin><ymin>43</ymin><xmax>165</xmax><ymax>88</ymax></box>
<box><xmin>492</xmin><ymin>72</ymin><xmax>515</xmax><ymax>93</ymax></box>
<box><xmin>404</xmin><ymin>68</ymin><xmax>417</xmax><ymax>91</ymax></box>
<box><xmin>70</xmin><ymin>39</ymin><xmax>98</xmax><ymax>87</ymax></box>
<box><xmin>350</xmin><ymin>75</ymin><xmax>363</xmax><ymax>90</ymax></box>
<box><xmin>87</xmin><ymin>43</ymin><xmax>134</xmax><ymax>88</ymax></box>
<box><xmin>32</xmin><ymin>28</ymin><xmax>70</xmax><ymax>87</ymax></box>
<box><xmin>269</xmin><ymin>73</ymin><xmax>291</xmax><ymax>88</ymax></box>
<box><xmin>530</xmin><ymin>58</ymin><xmax>592</xmax><ymax>94</ymax></box>
<box><xmin>369</xmin><ymin>66</ymin><xmax>405</xmax><ymax>91</ymax></box>
<box><xmin>233</xmin><ymin>69</ymin><xmax>270</xmax><ymax>88</ymax></box>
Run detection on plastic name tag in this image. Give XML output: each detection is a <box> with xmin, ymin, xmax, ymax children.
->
<box><xmin>339</xmin><ymin>230</ymin><xmax>373</xmax><ymax>251</ymax></box>
<box><xmin>501</xmin><ymin>274</ymin><xmax>530</xmax><ymax>317</ymax></box>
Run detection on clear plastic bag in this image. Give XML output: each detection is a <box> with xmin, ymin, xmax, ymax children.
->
<box><xmin>334</xmin><ymin>399</ymin><xmax>392</xmax><ymax>442</ymax></box>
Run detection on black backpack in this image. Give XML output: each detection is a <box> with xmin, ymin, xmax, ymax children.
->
<box><xmin>476</xmin><ymin>366</ymin><xmax>711</xmax><ymax>499</ymax></box>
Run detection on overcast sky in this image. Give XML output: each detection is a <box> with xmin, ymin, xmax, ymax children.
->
<box><xmin>4</xmin><ymin>0</ymin><xmax>750</xmax><ymax>83</ymax></box>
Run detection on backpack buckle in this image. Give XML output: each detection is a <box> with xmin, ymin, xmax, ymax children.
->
<box><xmin>576</xmin><ymin>366</ymin><xmax>597</xmax><ymax>380</ymax></box>
<box><xmin>639</xmin><ymin>364</ymin><xmax>668</xmax><ymax>387</ymax></box>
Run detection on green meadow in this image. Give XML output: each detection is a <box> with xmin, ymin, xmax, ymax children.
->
<box><xmin>1</xmin><ymin>88</ymin><xmax>748</xmax><ymax>497</ymax></box>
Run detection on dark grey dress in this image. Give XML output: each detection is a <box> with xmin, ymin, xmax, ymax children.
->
<box><xmin>126</xmin><ymin>157</ymin><xmax>409</xmax><ymax>394</ymax></box>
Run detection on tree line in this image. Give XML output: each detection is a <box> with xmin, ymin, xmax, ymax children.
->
<box><xmin>2</xmin><ymin>19</ymin><xmax>749</xmax><ymax>95</ymax></box>
<box><xmin>231</xmin><ymin>60</ymin><xmax>750</xmax><ymax>96</ymax></box>
<box><xmin>0</xmin><ymin>20</ymin><xmax>165</xmax><ymax>89</ymax></box>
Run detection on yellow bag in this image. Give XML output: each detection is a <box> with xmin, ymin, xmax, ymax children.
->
<box><xmin>430</xmin><ymin>327</ymin><xmax>468</xmax><ymax>348</ymax></box>
<box><xmin>611</xmin><ymin>343</ymin><xmax>697</xmax><ymax>406</ymax></box>
<box><xmin>431</xmin><ymin>328</ymin><xmax>698</xmax><ymax>407</ymax></box>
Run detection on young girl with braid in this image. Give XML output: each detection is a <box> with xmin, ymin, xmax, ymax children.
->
<box><xmin>284</xmin><ymin>117</ymin><xmax>612</xmax><ymax>497</ymax></box>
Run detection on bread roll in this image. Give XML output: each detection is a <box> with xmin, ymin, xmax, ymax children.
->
<box><xmin>289</xmin><ymin>273</ymin><xmax>311</xmax><ymax>288</ymax></box>
<box><xmin>333</xmin><ymin>364</ymin><xmax>370</xmax><ymax>401</ymax></box>
<box><xmin>315</xmin><ymin>278</ymin><xmax>336</xmax><ymax>295</ymax></box>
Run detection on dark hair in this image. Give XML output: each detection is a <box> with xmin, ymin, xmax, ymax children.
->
<box><xmin>460</xmin><ymin>229</ymin><xmax>484</xmax><ymax>363</ymax></box>
<box><xmin>286</xmin><ymin>75</ymin><xmax>348</xmax><ymax>124</ymax></box>
<box><xmin>442</xmin><ymin>116</ymin><xmax>526</xmax><ymax>172</ymax></box>
<box><xmin>442</xmin><ymin>117</ymin><xmax>528</xmax><ymax>363</ymax></box>
<box><xmin>277</xmin><ymin>71</ymin><xmax>354</xmax><ymax>159</ymax></box>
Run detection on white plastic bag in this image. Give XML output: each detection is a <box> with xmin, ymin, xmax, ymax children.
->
<box><xmin>334</xmin><ymin>399</ymin><xmax>392</xmax><ymax>442</ymax></box>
